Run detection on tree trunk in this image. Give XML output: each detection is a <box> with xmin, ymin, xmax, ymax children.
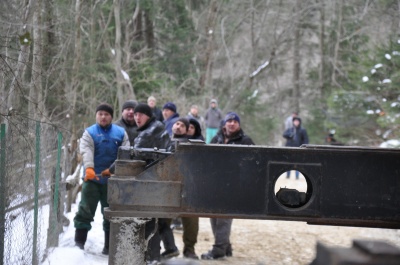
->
<box><xmin>199</xmin><ymin>0</ymin><xmax>218</xmax><ymax>95</ymax></box>
<box><xmin>29</xmin><ymin>0</ymin><xmax>45</xmax><ymax>121</ymax></box>
<box><xmin>331</xmin><ymin>0</ymin><xmax>343</xmax><ymax>88</ymax></box>
<box><xmin>316</xmin><ymin>0</ymin><xmax>326</xmax><ymax>100</ymax></box>
<box><xmin>113</xmin><ymin>0</ymin><xmax>135</xmax><ymax>108</ymax></box>
<box><xmin>6</xmin><ymin>0</ymin><xmax>34</xmax><ymax>119</ymax></box>
<box><xmin>292</xmin><ymin>0</ymin><xmax>302</xmax><ymax>113</ymax></box>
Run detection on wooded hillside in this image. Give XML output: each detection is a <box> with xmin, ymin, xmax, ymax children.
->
<box><xmin>1</xmin><ymin>0</ymin><xmax>400</xmax><ymax>147</ymax></box>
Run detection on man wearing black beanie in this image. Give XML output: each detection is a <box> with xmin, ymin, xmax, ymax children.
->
<box><xmin>74</xmin><ymin>102</ymin><xmax>129</xmax><ymax>255</ymax></box>
<box><xmin>132</xmin><ymin>102</ymin><xmax>170</xmax><ymax>263</ymax></box>
<box><xmin>114</xmin><ymin>100</ymin><xmax>138</xmax><ymax>145</ymax></box>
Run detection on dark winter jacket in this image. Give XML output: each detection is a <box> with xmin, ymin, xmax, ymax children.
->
<box><xmin>114</xmin><ymin>118</ymin><xmax>138</xmax><ymax>145</ymax></box>
<box><xmin>134</xmin><ymin>117</ymin><xmax>170</xmax><ymax>150</ymax></box>
<box><xmin>211</xmin><ymin>128</ymin><xmax>255</xmax><ymax>145</ymax></box>
<box><xmin>167</xmin><ymin>134</ymin><xmax>188</xmax><ymax>152</ymax></box>
<box><xmin>283</xmin><ymin>118</ymin><xmax>309</xmax><ymax>147</ymax></box>
<box><xmin>152</xmin><ymin>106</ymin><xmax>164</xmax><ymax>122</ymax></box>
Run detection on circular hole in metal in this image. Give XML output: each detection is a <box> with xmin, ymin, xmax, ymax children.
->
<box><xmin>274</xmin><ymin>170</ymin><xmax>311</xmax><ymax>208</ymax></box>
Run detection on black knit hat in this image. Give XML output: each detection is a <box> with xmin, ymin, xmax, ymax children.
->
<box><xmin>122</xmin><ymin>100</ymin><xmax>137</xmax><ymax>111</ymax></box>
<box><xmin>96</xmin><ymin>103</ymin><xmax>114</xmax><ymax>117</ymax></box>
<box><xmin>163</xmin><ymin>102</ymin><xmax>177</xmax><ymax>113</ymax></box>
<box><xmin>134</xmin><ymin>103</ymin><xmax>153</xmax><ymax>118</ymax></box>
<box><xmin>176</xmin><ymin>117</ymin><xmax>190</xmax><ymax>130</ymax></box>
<box><xmin>293</xmin><ymin>117</ymin><xmax>302</xmax><ymax>123</ymax></box>
<box><xmin>224</xmin><ymin>112</ymin><xmax>240</xmax><ymax>124</ymax></box>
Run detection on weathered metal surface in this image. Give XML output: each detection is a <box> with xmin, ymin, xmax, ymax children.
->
<box><xmin>105</xmin><ymin>143</ymin><xmax>400</xmax><ymax>229</ymax></box>
<box><xmin>310</xmin><ymin>240</ymin><xmax>400</xmax><ymax>265</ymax></box>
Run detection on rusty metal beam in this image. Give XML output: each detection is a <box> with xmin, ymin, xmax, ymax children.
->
<box><xmin>105</xmin><ymin>143</ymin><xmax>400</xmax><ymax>229</ymax></box>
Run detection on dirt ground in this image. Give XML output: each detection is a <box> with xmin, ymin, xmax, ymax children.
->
<box><xmin>168</xmin><ymin>173</ymin><xmax>400</xmax><ymax>265</ymax></box>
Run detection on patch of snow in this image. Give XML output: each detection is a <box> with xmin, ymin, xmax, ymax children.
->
<box><xmin>382</xmin><ymin>79</ymin><xmax>391</xmax><ymax>84</ymax></box>
<box><xmin>250</xmin><ymin>61</ymin><xmax>269</xmax><ymax>78</ymax></box>
<box><xmin>362</xmin><ymin>76</ymin><xmax>369</xmax><ymax>82</ymax></box>
<box><xmin>121</xmin><ymin>70</ymin><xmax>130</xmax><ymax>81</ymax></box>
<box><xmin>374</xmin><ymin>63</ymin><xmax>383</xmax><ymax>69</ymax></box>
<box><xmin>379</xmin><ymin>139</ymin><xmax>400</xmax><ymax>148</ymax></box>
<box><xmin>385</xmin><ymin>54</ymin><xmax>392</xmax><ymax>60</ymax></box>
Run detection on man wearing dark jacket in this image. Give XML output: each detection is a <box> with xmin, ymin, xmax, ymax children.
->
<box><xmin>283</xmin><ymin>116</ymin><xmax>309</xmax><ymax>147</ymax></box>
<box><xmin>201</xmin><ymin>112</ymin><xmax>255</xmax><ymax>260</ymax></box>
<box><xmin>133</xmin><ymin>103</ymin><xmax>170</xmax><ymax>263</ymax></box>
<box><xmin>162</xmin><ymin>102</ymin><xmax>180</xmax><ymax>137</ymax></box>
<box><xmin>114</xmin><ymin>100</ymin><xmax>138</xmax><ymax>144</ymax></box>
<box><xmin>283</xmin><ymin>116</ymin><xmax>309</xmax><ymax>179</ymax></box>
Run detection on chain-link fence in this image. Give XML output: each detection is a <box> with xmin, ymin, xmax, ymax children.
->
<box><xmin>0</xmin><ymin>119</ymin><xmax>65</xmax><ymax>265</ymax></box>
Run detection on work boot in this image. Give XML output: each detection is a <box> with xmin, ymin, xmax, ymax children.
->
<box><xmin>74</xmin><ymin>228</ymin><xmax>88</xmax><ymax>250</ymax></box>
<box><xmin>161</xmin><ymin>247</ymin><xmax>179</xmax><ymax>259</ymax></box>
<box><xmin>183</xmin><ymin>248</ymin><xmax>199</xmax><ymax>260</ymax></box>
<box><xmin>102</xmin><ymin>230</ymin><xmax>110</xmax><ymax>255</ymax></box>
<box><xmin>201</xmin><ymin>245</ymin><xmax>226</xmax><ymax>260</ymax></box>
<box><xmin>226</xmin><ymin>244</ymin><xmax>233</xmax><ymax>257</ymax></box>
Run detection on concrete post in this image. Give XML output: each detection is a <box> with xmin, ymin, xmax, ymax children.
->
<box><xmin>108</xmin><ymin>160</ymin><xmax>148</xmax><ymax>265</ymax></box>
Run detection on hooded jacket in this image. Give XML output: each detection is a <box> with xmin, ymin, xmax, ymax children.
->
<box><xmin>283</xmin><ymin>117</ymin><xmax>309</xmax><ymax>147</ymax></box>
<box><xmin>188</xmin><ymin>118</ymin><xmax>205</xmax><ymax>141</ymax></box>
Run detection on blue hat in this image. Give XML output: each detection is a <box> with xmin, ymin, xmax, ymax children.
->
<box><xmin>163</xmin><ymin>102</ymin><xmax>177</xmax><ymax>113</ymax></box>
<box><xmin>224</xmin><ymin>112</ymin><xmax>240</xmax><ymax>124</ymax></box>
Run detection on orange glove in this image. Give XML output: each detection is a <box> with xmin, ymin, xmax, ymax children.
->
<box><xmin>101</xmin><ymin>168</ymin><xmax>111</xmax><ymax>177</ymax></box>
<box><xmin>84</xmin><ymin>167</ymin><xmax>98</xmax><ymax>182</ymax></box>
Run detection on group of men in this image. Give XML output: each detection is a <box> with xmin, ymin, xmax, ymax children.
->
<box><xmin>73</xmin><ymin>97</ymin><xmax>255</xmax><ymax>263</ymax></box>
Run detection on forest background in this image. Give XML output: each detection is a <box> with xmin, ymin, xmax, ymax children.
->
<box><xmin>2</xmin><ymin>0</ymin><xmax>400</xmax><ymax>152</ymax></box>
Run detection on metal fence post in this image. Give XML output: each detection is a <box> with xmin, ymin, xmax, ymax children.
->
<box><xmin>32</xmin><ymin>121</ymin><xmax>40</xmax><ymax>265</ymax></box>
<box><xmin>0</xmin><ymin>124</ymin><xmax>6</xmax><ymax>265</ymax></box>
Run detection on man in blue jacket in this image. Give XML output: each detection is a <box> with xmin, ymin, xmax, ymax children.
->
<box><xmin>74</xmin><ymin>103</ymin><xmax>129</xmax><ymax>254</ymax></box>
<box><xmin>162</xmin><ymin>102</ymin><xmax>180</xmax><ymax>136</ymax></box>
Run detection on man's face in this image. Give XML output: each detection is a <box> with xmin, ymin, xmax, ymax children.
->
<box><xmin>162</xmin><ymin>109</ymin><xmax>174</xmax><ymax>120</ymax></box>
<box><xmin>172</xmin><ymin>121</ymin><xmax>187</xmax><ymax>136</ymax></box>
<box><xmin>210</xmin><ymin>102</ymin><xmax>216</xmax><ymax>108</ymax></box>
<box><xmin>96</xmin><ymin>111</ymin><xmax>113</xmax><ymax>127</ymax></box>
<box><xmin>187</xmin><ymin>124</ymin><xmax>195</xmax><ymax>136</ymax></box>
<box><xmin>293</xmin><ymin>119</ymin><xmax>300</xmax><ymax>127</ymax></box>
<box><xmin>122</xmin><ymin>108</ymin><xmax>135</xmax><ymax>125</ymax></box>
<box><xmin>190</xmin><ymin>107</ymin><xmax>198</xmax><ymax>116</ymax></box>
<box><xmin>148</xmin><ymin>99</ymin><xmax>156</xmax><ymax>108</ymax></box>
<box><xmin>134</xmin><ymin>112</ymin><xmax>150</xmax><ymax>128</ymax></box>
<box><xmin>225</xmin><ymin>119</ymin><xmax>240</xmax><ymax>135</ymax></box>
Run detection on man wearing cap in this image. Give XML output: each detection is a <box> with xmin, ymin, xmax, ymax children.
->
<box><xmin>204</xmin><ymin>99</ymin><xmax>223</xmax><ymax>144</ymax></box>
<box><xmin>74</xmin><ymin>103</ymin><xmax>129</xmax><ymax>255</ymax></box>
<box><xmin>162</xmin><ymin>102</ymin><xmax>180</xmax><ymax>137</ymax></box>
<box><xmin>201</xmin><ymin>112</ymin><xmax>255</xmax><ymax>260</ymax></box>
<box><xmin>147</xmin><ymin>96</ymin><xmax>164</xmax><ymax>122</ymax></box>
<box><xmin>114</xmin><ymin>100</ymin><xmax>138</xmax><ymax>144</ymax></box>
<box><xmin>132</xmin><ymin>103</ymin><xmax>171</xmax><ymax>263</ymax></box>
